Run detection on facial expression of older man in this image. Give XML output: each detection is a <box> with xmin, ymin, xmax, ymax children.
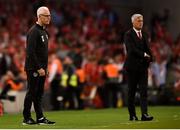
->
<box><xmin>132</xmin><ymin>15</ymin><xmax>143</xmax><ymax>31</ymax></box>
<box><xmin>37</xmin><ymin>7</ymin><xmax>51</xmax><ymax>26</ymax></box>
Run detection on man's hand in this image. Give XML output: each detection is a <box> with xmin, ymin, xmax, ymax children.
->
<box><xmin>37</xmin><ymin>68</ymin><xmax>46</xmax><ymax>76</ymax></box>
<box><xmin>144</xmin><ymin>52</ymin><xmax>152</xmax><ymax>62</ymax></box>
<box><xmin>144</xmin><ymin>52</ymin><xmax>150</xmax><ymax>58</ymax></box>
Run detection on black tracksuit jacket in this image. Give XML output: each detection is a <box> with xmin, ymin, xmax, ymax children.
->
<box><xmin>25</xmin><ymin>24</ymin><xmax>48</xmax><ymax>71</ymax></box>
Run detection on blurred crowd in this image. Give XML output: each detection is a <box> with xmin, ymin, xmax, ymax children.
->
<box><xmin>0</xmin><ymin>0</ymin><xmax>180</xmax><ymax>110</ymax></box>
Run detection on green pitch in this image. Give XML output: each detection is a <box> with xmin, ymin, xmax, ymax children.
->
<box><xmin>0</xmin><ymin>106</ymin><xmax>180</xmax><ymax>129</ymax></box>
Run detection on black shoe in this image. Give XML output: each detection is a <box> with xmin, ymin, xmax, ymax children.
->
<box><xmin>129</xmin><ymin>115</ymin><xmax>138</xmax><ymax>121</ymax></box>
<box><xmin>22</xmin><ymin>118</ymin><xmax>37</xmax><ymax>125</ymax></box>
<box><xmin>141</xmin><ymin>114</ymin><xmax>153</xmax><ymax>121</ymax></box>
<box><xmin>37</xmin><ymin>117</ymin><xmax>55</xmax><ymax>125</ymax></box>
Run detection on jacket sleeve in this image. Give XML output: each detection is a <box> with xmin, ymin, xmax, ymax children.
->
<box><xmin>124</xmin><ymin>32</ymin><xmax>144</xmax><ymax>58</ymax></box>
<box><xmin>26</xmin><ymin>29</ymin><xmax>41</xmax><ymax>69</ymax></box>
<box><xmin>144</xmin><ymin>33</ymin><xmax>153</xmax><ymax>62</ymax></box>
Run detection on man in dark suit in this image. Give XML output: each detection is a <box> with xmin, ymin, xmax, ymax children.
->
<box><xmin>23</xmin><ymin>6</ymin><xmax>55</xmax><ymax>125</ymax></box>
<box><xmin>124</xmin><ymin>14</ymin><xmax>153</xmax><ymax>121</ymax></box>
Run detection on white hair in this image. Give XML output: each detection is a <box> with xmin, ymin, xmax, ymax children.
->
<box><xmin>131</xmin><ymin>14</ymin><xmax>143</xmax><ymax>23</ymax></box>
<box><xmin>37</xmin><ymin>6</ymin><xmax>49</xmax><ymax>17</ymax></box>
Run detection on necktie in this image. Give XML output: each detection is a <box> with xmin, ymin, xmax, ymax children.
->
<box><xmin>138</xmin><ymin>31</ymin><xmax>142</xmax><ymax>39</ymax></box>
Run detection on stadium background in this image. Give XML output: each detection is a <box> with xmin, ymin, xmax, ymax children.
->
<box><xmin>0</xmin><ymin>0</ymin><xmax>180</xmax><ymax>114</ymax></box>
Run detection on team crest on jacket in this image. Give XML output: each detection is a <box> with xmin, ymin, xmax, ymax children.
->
<box><xmin>33</xmin><ymin>72</ymin><xmax>38</xmax><ymax>77</ymax></box>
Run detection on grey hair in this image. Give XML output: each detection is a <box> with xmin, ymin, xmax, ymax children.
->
<box><xmin>131</xmin><ymin>14</ymin><xmax>143</xmax><ymax>23</ymax></box>
<box><xmin>37</xmin><ymin>6</ymin><xmax>49</xmax><ymax>17</ymax></box>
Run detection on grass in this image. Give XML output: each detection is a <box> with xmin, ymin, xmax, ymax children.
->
<box><xmin>0</xmin><ymin>106</ymin><xmax>180</xmax><ymax>129</ymax></box>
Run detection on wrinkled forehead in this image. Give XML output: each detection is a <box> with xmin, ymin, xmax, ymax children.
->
<box><xmin>135</xmin><ymin>16</ymin><xmax>143</xmax><ymax>20</ymax></box>
<box><xmin>133</xmin><ymin>16</ymin><xmax>143</xmax><ymax>23</ymax></box>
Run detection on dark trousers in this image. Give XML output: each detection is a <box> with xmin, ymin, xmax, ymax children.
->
<box><xmin>23</xmin><ymin>70</ymin><xmax>45</xmax><ymax>120</ymax></box>
<box><xmin>127</xmin><ymin>69</ymin><xmax>148</xmax><ymax>116</ymax></box>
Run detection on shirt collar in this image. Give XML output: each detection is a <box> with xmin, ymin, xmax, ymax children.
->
<box><xmin>36</xmin><ymin>22</ymin><xmax>46</xmax><ymax>30</ymax></box>
<box><xmin>133</xmin><ymin>27</ymin><xmax>141</xmax><ymax>34</ymax></box>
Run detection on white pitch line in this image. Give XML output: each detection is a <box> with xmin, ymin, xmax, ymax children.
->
<box><xmin>94</xmin><ymin>120</ymin><xmax>160</xmax><ymax>128</ymax></box>
<box><xmin>119</xmin><ymin>120</ymin><xmax>159</xmax><ymax>125</ymax></box>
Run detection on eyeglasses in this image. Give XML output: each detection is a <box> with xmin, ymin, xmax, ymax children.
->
<box><xmin>39</xmin><ymin>14</ymin><xmax>51</xmax><ymax>17</ymax></box>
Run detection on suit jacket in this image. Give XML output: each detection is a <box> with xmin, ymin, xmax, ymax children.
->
<box><xmin>124</xmin><ymin>28</ymin><xmax>153</xmax><ymax>72</ymax></box>
<box><xmin>25</xmin><ymin>24</ymin><xmax>49</xmax><ymax>71</ymax></box>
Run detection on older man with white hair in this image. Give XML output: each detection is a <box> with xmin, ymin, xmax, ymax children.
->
<box><xmin>123</xmin><ymin>14</ymin><xmax>154</xmax><ymax>121</ymax></box>
<box><xmin>23</xmin><ymin>6</ymin><xmax>55</xmax><ymax>125</ymax></box>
